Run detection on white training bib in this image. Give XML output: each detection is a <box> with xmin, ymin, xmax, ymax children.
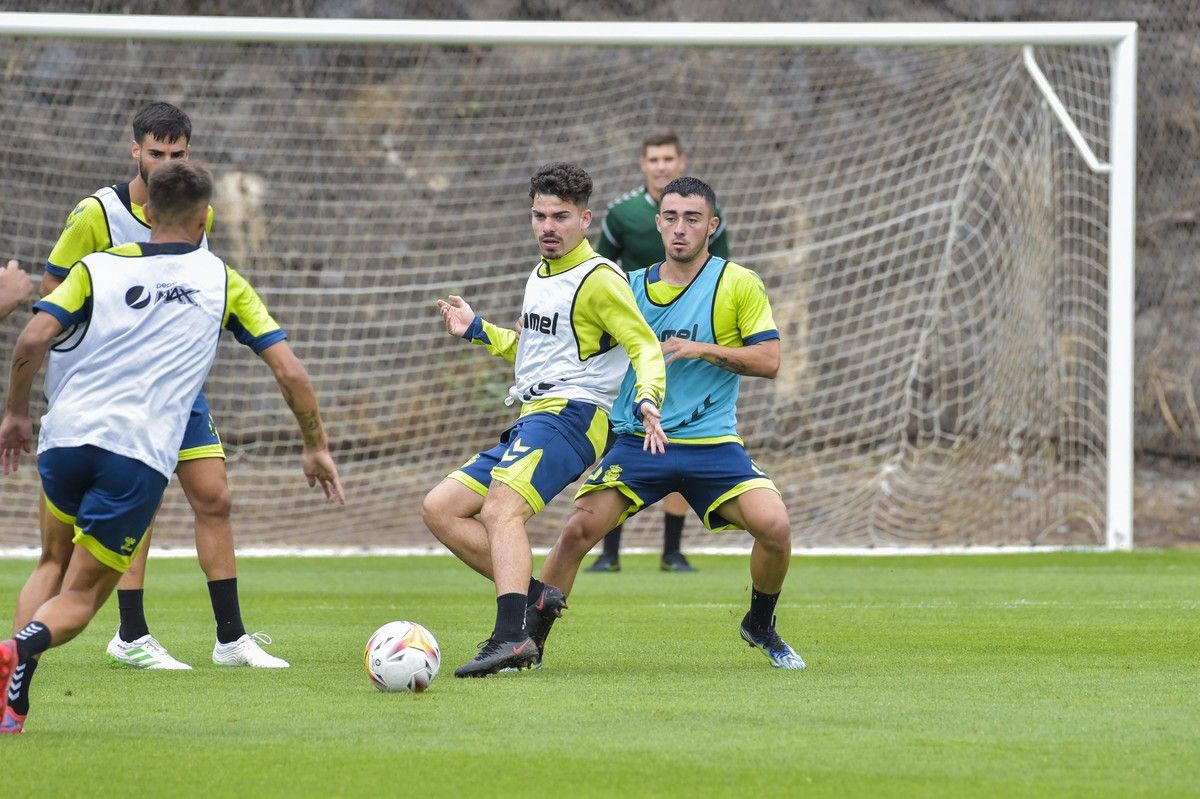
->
<box><xmin>39</xmin><ymin>246</ymin><xmax>228</xmax><ymax>478</ymax></box>
<box><xmin>511</xmin><ymin>256</ymin><xmax>630</xmax><ymax>414</ymax></box>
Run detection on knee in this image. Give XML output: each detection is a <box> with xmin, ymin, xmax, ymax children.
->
<box><xmin>755</xmin><ymin>515</ymin><xmax>792</xmax><ymax>553</ymax></box>
<box><xmin>559</xmin><ymin>513</ymin><xmax>604</xmax><ymax>553</ymax></box>
<box><xmin>190</xmin><ymin>483</ymin><xmax>232</xmax><ymax>520</ymax></box>
<box><xmin>421</xmin><ymin>491</ymin><xmax>446</xmax><ymax>535</ymax></box>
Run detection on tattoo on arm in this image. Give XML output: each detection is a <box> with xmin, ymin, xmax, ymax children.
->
<box><xmin>714</xmin><ymin>355</ymin><xmax>748</xmax><ymax>374</ymax></box>
<box><xmin>295</xmin><ymin>409</ymin><xmax>321</xmax><ymax>432</ymax></box>
<box><xmin>13</xmin><ymin>357</ymin><xmax>31</xmax><ymax>375</ymax></box>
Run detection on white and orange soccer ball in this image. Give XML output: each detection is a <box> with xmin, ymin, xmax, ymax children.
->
<box><xmin>364</xmin><ymin>621</ymin><xmax>441</xmax><ymax>693</ymax></box>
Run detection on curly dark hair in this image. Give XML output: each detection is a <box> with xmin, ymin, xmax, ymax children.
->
<box><xmin>661</xmin><ymin>175</ymin><xmax>717</xmax><ymax>213</ymax></box>
<box><xmin>528</xmin><ymin>162</ymin><xmax>593</xmax><ymax>207</ymax></box>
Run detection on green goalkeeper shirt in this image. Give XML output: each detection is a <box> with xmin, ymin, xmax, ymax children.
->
<box><xmin>595</xmin><ymin>185</ymin><xmax>729</xmax><ymax>272</ymax></box>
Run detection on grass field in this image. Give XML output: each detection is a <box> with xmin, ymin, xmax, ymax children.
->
<box><xmin>0</xmin><ymin>551</ymin><xmax>1196</xmax><ymax>797</ymax></box>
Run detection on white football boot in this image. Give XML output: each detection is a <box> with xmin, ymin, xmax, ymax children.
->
<box><xmin>106</xmin><ymin>632</ymin><xmax>193</xmax><ymax>670</ymax></box>
<box><xmin>212</xmin><ymin>632</ymin><xmax>290</xmax><ymax>668</ymax></box>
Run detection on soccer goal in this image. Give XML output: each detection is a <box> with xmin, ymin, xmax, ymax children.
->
<box><xmin>0</xmin><ymin>15</ymin><xmax>1136</xmax><ymax>553</ymax></box>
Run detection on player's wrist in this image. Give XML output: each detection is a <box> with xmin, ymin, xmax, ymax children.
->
<box><xmin>632</xmin><ymin>397</ymin><xmax>657</xmax><ymax>421</ymax></box>
<box><xmin>462</xmin><ymin>314</ymin><xmax>484</xmax><ymax>341</ymax></box>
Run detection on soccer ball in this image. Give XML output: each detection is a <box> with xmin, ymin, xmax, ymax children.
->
<box><xmin>364</xmin><ymin>621</ymin><xmax>441</xmax><ymax>693</ymax></box>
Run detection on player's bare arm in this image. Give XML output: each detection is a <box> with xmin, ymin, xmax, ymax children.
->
<box><xmin>39</xmin><ymin>271</ymin><xmax>64</xmax><ymax>298</ymax></box>
<box><xmin>258</xmin><ymin>341</ymin><xmax>346</xmax><ymax>505</ymax></box>
<box><xmin>661</xmin><ymin>337</ymin><xmax>780</xmax><ymax>379</ymax></box>
<box><xmin>1</xmin><ymin>311</ymin><xmax>65</xmax><ymax>473</ymax></box>
<box><xmin>0</xmin><ymin>260</ymin><xmax>34</xmax><ymax>320</ymax></box>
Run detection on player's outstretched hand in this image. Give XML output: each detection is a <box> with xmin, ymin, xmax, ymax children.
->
<box><xmin>0</xmin><ymin>413</ymin><xmax>33</xmax><ymax>474</ymax></box>
<box><xmin>303</xmin><ymin>446</ymin><xmax>346</xmax><ymax>505</ymax></box>
<box><xmin>639</xmin><ymin>401</ymin><xmax>668</xmax><ymax>455</ymax></box>
<box><xmin>436</xmin><ymin>295</ymin><xmax>476</xmax><ymax>338</ymax></box>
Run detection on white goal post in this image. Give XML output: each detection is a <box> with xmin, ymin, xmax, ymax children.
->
<box><xmin>0</xmin><ymin>15</ymin><xmax>1136</xmax><ymax>552</ymax></box>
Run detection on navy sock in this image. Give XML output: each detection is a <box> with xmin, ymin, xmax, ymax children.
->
<box><xmin>663</xmin><ymin>513</ymin><xmax>684</xmax><ymax>556</ymax></box>
<box><xmin>207</xmin><ymin>578</ymin><xmax>247</xmax><ymax>644</ymax></box>
<box><xmin>602</xmin><ymin>525</ymin><xmax>622</xmax><ymax>558</ymax></box>
<box><xmin>526</xmin><ymin>578</ymin><xmax>545</xmax><ymax>605</ymax></box>
<box><xmin>117</xmin><ymin>589</ymin><xmax>149</xmax><ymax>642</ymax></box>
<box><xmin>748</xmin><ymin>588</ymin><xmax>780</xmax><ymax>631</ymax></box>
<box><xmin>7</xmin><ymin>656</ymin><xmax>38</xmax><ymax>715</ymax></box>
<box><xmin>14</xmin><ymin>621</ymin><xmax>52</xmax><ymax>662</ymax></box>
<box><xmin>494</xmin><ymin>593</ymin><xmax>528</xmax><ymax>642</ymax></box>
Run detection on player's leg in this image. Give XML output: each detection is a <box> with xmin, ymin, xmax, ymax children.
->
<box><xmin>3</xmin><ymin>494</ymin><xmax>74</xmax><ymax>733</ymax></box>
<box><xmin>455</xmin><ymin>408</ymin><xmax>603</xmax><ymax>677</ymax></box>
<box><xmin>660</xmin><ymin>492</ymin><xmax>696</xmax><ymax>572</ymax></box>
<box><xmin>585</xmin><ymin>429</ymin><xmax>622</xmax><ymax>573</ymax></box>
<box><xmin>541</xmin><ymin>489</ymin><xmax>634</xmax><ymax>598</ymax></box>
<box><xmin>107</xmin><ymin>524</ymin><xmax>161</xmax><ymax>662</ymax></box>
<box><xmin>1</xmin><ymin>446</ymin><xmax>169</xmax><ymax>729</ymax></box>
<box><xmin>1</xmin><ymin>544</ymin><xmax>126</xmax><ymax>727</ymax></box>
<box><xmin>424</xmin><ymin>446</ymin><xmax>501</xmax><ymax>578</ymax></box>
<box><xmin>586</xmin><ymin>525</ymin><xmax>623</xmax><ymax>572</ymax></box>
<box><xmin>454</xmin><ymin>481</ymin><xmax>540</xmax><ymax>678</ymax></box>
<box><xmin>174</xmin><ymin>450</ymin><xmax>287</xmax><ymax>669</ymax></box>
<box><xmin>714</xmin><ymin>487</ymin><xmax>805</xmax><ymax>670</ymax></box>
<box><xmin>531</xmin><ymin>436</ymin><xmax>671</xmax><ymax>663</ymax></box>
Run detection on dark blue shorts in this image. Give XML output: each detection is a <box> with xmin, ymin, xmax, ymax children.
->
<box><xmin>178</xmin><ymin>389</ymin><xmax>224</xmax><ymax>461</ymax></box>
<box><xmin>39</xmin><ymin>445</ymin><xmax>168</xmax><ymax>572</ymax></box>
<box><xmin>576</xmin><ymin>436</ymin><xmax>779</xmax><ymax>531</ymax></box>
<box><xmin>448</xmin><ymin>401</ymin><xmax>607</xmax><ymax>514</ymax></box>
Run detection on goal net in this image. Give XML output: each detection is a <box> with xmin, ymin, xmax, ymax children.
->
<box><xmin>0</xmin><ymin>18</ymin><xmax>1134</xmax><ymax>551</ymax></box>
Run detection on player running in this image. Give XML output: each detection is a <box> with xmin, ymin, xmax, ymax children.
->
<box><xmin>424</xmin><ymin>162</ymin><xmax>667</xmax><ymax>677</ymax></box>
<box><xmin>531</xmin><ymin>176</ymin><xmax>805</xmax><ymax>670</ymax></box>
<box><xmin>0</xmin><ymin>162</ymin><xmax>345</xmax><ymax>734</ymax></box>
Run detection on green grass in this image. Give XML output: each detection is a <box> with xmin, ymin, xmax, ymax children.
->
<box><xmin>0</xmin><ymin>551</ymin><xmax>1197</xmax><ymax>797</ymax></box>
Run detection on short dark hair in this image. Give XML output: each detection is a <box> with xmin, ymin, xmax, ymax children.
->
<box><xmin>148</xmin><ymin>161</ymin><xmax>212</xmax><ymax>226</ymax></box>
<box><xmin>660</xmin><ymin>176</ymin><xmax>717</xmax><ymax>213</ymax></box>
<box><xmin>133</xmin><ymin>102</ymin><xmax>192</xmax><ymax>145</ymax></box>
<box><xmin>642</xmin><ymin>130</ymin><xmax>682</xmax><ymax>154</ymax></box>
<box><xmin>529</xmin><ymin>162</ymin><xmax>593</xmax><ymax>207</ymax></box>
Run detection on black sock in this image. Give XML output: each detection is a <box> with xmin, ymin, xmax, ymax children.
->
<box><xmin>526</xmin><ymin>577</ymin><xmax>545</xmax><ymax>604</ymax></box>
<box><xmin>207</xmin><ymin>578</ymin><xmax>247</xmax><ymax>645</ymax></box>
<box><xmin>117</xmin><ymin>589</ymin><xmax>149</xmax><ymax>642</ymax></box>
<box><xmin>13</xmin><ymin>621</ymin><xmax>52</xmax><ymax>662</ymax></box>
<box><xmin>7</xmin><ymin>656</ymin><xmax>38</xmax><ymax>715</ymax></box>
<box><xmin>493</xmin><ymin>593</ymin><xmax>527</xmax><ymax>642</ymax></box>
<box><xmin>663</xmin><ymin>513</ymin><xmax>684</xmax><ymax>556</ymax></box>
<box><xmin>602</xmin><ymin>525</ymin><xmax>622</xmax><ymax>558</ymax></box>
<box><xmin>747</xmin><ymin>587</ymin><xmax>780</xmax><ymax>631</ymax></box>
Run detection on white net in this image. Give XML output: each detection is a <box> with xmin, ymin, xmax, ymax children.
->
<box><xmin>0</xmin><ymin>31</ymin><xmax>1113</xmax><ymax>549</ymax></box>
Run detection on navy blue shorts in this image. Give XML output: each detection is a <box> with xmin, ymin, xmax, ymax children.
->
<box><xmin>448</xmin><ymin>401</ymin><xmax>607</xmax><ymax>514</ymax></box>
<box><xmin>576</xmin><ymin>436</ymin><xmax>779</xmax><ymax>531</ymax></box>
<box><xmin>178</xmin><ymin>389</ymin><xmax>224</xmax><ymax>461</ymax></box>
<box><xmin>39</xmin><ymin>445</ymin><xmax>168</xmax><ymax>572</ymax></box>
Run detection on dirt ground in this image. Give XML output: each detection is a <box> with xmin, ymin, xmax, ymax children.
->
<box><xmin>1135</xmin><ymin>456</ymin><xmax>1200</xmax><ymax>547</ymax></box>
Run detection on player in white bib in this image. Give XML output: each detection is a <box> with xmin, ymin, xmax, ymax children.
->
<box><xmin>427</xmin><ymin>163</ymin><xmax>668</xmax><ymax>677</ymax></box>
<box><xmin>39</xmin><ymin>103</ymin><xmax>286</xmax><ymax>672</ymax></box>
<box><xmin>0</xmin><ymin>163</ymin><xmax>345</xmax><ymax>734</ymax></box>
